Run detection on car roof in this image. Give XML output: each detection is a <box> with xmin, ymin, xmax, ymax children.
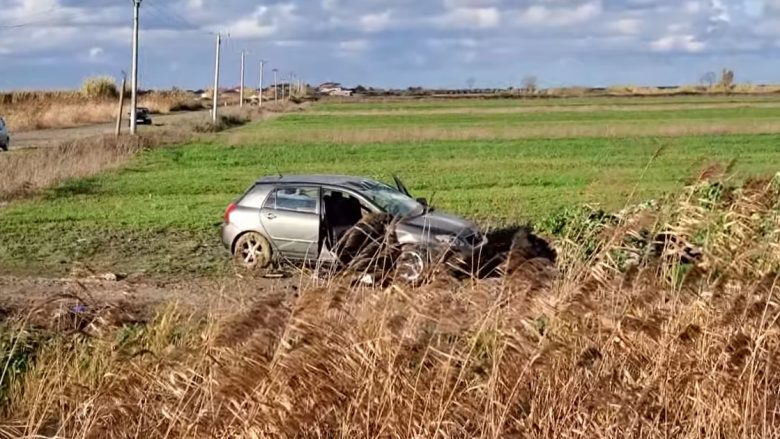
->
<box><xmin>257</xmin><ymin>174</ymin><xmax>383</xmax><ymax>187</ymax></box>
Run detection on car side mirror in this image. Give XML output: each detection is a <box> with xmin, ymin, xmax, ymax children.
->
<box><xmin>416</xmin><ymin>197</ymin><xmax>428</xmax><ymax>206</ymax></box>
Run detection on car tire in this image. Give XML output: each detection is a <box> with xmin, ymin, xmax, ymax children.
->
<box><xmin>396</xmin><ymin>245</ymin><xmax>428</xmax><ymax>285</ymax></box>
<box><xmin>233</xmin><ymin>232</ymin><xmax>273</xmax><ymax>270</ymax></box>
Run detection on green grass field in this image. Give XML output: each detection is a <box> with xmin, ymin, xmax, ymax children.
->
<box><xmin>1</xmin><ymin>96</ymin><xmax>779</xmax><ymax>277</ymax></box>
<box><xmin>313</xmin><ymin>94</ymin><xmax>780</xmax><ymax>111</ymax></box>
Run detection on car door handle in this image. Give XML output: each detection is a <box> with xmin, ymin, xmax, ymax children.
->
<box><xmin>265</xmin><ymin>213</ymin><xmax>277</xmax><ymax>220</ymax></box>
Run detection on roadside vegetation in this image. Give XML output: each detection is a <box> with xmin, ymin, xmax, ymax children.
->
<box><xmin>0</xmin><ymin>77</ymin><xmax>206</xmax><ymax>132</ymax></box>
<box><xmin>1</xmin><ymin>173</ymin><xmax>778</xmax><ymax>437</ymax></box>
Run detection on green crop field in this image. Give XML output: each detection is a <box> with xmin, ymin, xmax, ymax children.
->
<box><xmin>1</xmin><ymin>96</ymin><xmax>779</xmax><ymax>277</ymax></box>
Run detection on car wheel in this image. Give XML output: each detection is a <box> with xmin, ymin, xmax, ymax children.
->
<box><xmin>233</xmin><ymin>232</ymin><xmax>273</xmax><ymax>270</ymax></box>
<box><xmin>396</xmin><ymin>245</ymin><xmax>428</xmax><ymax>285</ymax></box>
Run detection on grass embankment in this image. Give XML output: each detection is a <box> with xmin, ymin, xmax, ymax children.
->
<box><xmin>0</xmin><ymin>133</ymin><xmax>778</xmax><ymax>277</ymax></box>
<box><xmin>1</xmin><ymin>176</ymin><xmax>778</xmax><ymax>437</ymax></box>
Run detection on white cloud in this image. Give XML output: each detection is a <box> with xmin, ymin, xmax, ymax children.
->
<box><xmin>437</xmin><ymin>7</ymin><xmax>500</xmax><ymax>29</ymax></box>
<box><xmin>359</xmin><ymin>11</ymin><xmax>393</xmax><ymax>32</ymax></box>
<box><xmin>223</xmin><ymin>4</ymin><xmax>299</xmax><ymax>39</ymax></box>
<box><xmin>710</xmin><ymin>0</ymin><xmax>731</xmax><ymax>23</ymax></box>
<box><xmin>339</xmin><ymin>39</ymin><xmax>369</xmax><ymax>52</ymax></box>
<box><xmin>88</xmin><ymin>47</ymin><xmax>104</xmax><ymax>59</ymax></box>
<box><xmin>650</xmin><ymin>34</ymin><xmax>706</xmax><ymax>52</ymax></box>
<box><xmin>515</xmin><ymin>2</ymin><xmax>602</xmax><ymax>27</ymax></box>
<box><xmin>609</xmin><ymin>18</ymin><xmax>642</xmax><ymax>35</ymax></box>
<box><xmin>684</xmin><ymin>1</ymin><xmax>702</xmax><ymax>14</ymax></box>
<box><xmin>426</xmin><ymin>38</ymin><xmax>479</xmax><ymax>49</ymax></box>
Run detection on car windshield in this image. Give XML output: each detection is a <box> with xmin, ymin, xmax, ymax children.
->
<box><xmin>352</xmin><ymin>180</ymin><xmax>424</xmax><ymax>218</ymax></box>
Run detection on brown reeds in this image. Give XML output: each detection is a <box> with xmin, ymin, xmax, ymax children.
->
<box><xmin>0</xmin><ymin>132</ymin><xmax>189</xmax><ymax>202</ymax></box>
<box><xmin>1</xmin><ymin>174</ymin><xmax>778</xmax><ymax>437</ymax></box>
<box><xmin>0</xmin><ymin>90</ymin><xmax>205</xmax><ymax>132</ymax></box>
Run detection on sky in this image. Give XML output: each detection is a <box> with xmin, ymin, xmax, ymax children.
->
<box><xmin>1</xmin><ymin>0</ymin><xmax>779</xmax><ymax>90</ymax></box>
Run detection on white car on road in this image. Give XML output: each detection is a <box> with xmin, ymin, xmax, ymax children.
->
<box><xmin>0</xmin><ymin>117</ymin><xmax>9</xmax><ymax>151</ymax></box>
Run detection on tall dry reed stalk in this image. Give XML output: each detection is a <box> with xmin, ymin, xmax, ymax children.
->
<box><xmin>1</xmin><ymin>173</ymin><xmax>778</xmax><ymax>438</ymax></box>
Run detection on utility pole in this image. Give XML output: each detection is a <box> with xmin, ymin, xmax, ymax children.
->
<box><xmin>212</xmin><ymin>33</ymin><xmax>221</xmax><ymax>123</ymax></box>
<box><xmin>130</xmin><ymin>0</ymin><xmax>142</xmax><ymax>135</ymax></box>
<box><xmin>115</xmin><ymin>73</ymin><xmax>127</xmax><ymax>137</ymax></box>
<box><xmin>239</xmin><ymin>50</ymin><xmax>246</xmax><ymax>108</ymax></box>
<box><xmin>273</xmin><ymin>68</ymin><xmax>278</xmax><ymax>102</ymax></box>
<box><xmin>258</xmin><ymin>59</ymin><xmax>266</xmax><ymax>108</ymax></box>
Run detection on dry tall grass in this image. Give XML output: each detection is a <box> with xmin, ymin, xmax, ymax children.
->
<box><xmin>1</xmin><ymin>173</ymin><xmax>778</xmax><ymax>438</ymax></box>
<box><xmin>0</xmin><ymin>90</ymin><xmax>205</xmax><ymax>132</ymax></box>
<box><xmin>0</xmin><ymin>132</ymin><xmax>189</xmax><ymax>202</ymax></box>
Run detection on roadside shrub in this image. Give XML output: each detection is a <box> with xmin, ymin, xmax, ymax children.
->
<box><xmin>193</xmin><ymin>114</ymin><xmax>249</xmax><ymax>133</ymax></box>
<box><xmin>81</xmin><ymin>76</ymin><xmax>118</xmax><ymax>99</ymax></box>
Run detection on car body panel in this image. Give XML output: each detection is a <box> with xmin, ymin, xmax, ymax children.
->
<box><xmin>260</xmin><ymin>207</ymin><xmax>320</xmax><ymax>259</ymax></box>
<box><xmin>221</xmin><ymin>175</ymin><xmax>487</xmax><ymax>264</ymax></box>
<box><xmin>0</xmin><ymin>117</ymin><xmax>9</xmax><ymax>151</ymax></box>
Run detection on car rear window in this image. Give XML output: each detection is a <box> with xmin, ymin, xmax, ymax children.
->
<box><xmin>264</xmin><ymin>187</ymin><xmax>319</xmax><ymax>214</ymax></box>
<box><xmin>239</xmin><ymin>184</ymin><xmax>271</xmax><ymax>208</ymax></box>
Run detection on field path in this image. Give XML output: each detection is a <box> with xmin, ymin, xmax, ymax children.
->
<box><xmin>9</xmin><ymin>109</ymin><xmax>213</xmax><ymax>150</ymax></box>
<box><xmin>0</xmin><ymin>274</ymin><xmax>296</xmax><ymax>316</ymax></box>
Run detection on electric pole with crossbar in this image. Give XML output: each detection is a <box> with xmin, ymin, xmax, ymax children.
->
<box><xmin>212</xmin><ymin>33</ymin><xmax>221</xmax><ymax>122</ymax></box>
<box><xmin>130</xmin><ymin>0</ymin><xmax>142</xmax><ymax>135</ymax></box>
<box><xmin>239</xmin><ymin>50</ymin><xmax>246</xmax><ymax>108</ymax></box>
<box><xmin>259</xmin><ymin>59</ymin><xmax>266</xmax><ymax>108</ymax></box>
<box><xmin>273</xmin><ymin>68</ymin><xmax>279</xmax><ymax>102</ymax></box>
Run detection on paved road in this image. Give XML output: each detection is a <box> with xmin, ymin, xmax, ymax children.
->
<box><xmin>8</xmin><ymin>110</ymin><xmax>213</xmax><ymax>150</ymax></box>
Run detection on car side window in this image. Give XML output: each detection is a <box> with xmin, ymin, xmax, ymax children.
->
<box><xmin>264</xmin><ymin>187</ymin><xmax>319</xmax><ymax>214</ymax></box>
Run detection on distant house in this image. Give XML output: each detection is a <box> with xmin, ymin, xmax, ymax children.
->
<box><xmin>318</xmin><ymin>82</ymin><xmax>353</xmax><ymax>97</ymax></box>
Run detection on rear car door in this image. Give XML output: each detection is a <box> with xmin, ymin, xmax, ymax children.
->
<box><xmin>260</xmin><ymin>186</ymin><xmax>321</xmax><ymax>260</ymax></box>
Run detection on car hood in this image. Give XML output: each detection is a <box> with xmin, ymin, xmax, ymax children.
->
<box><xmin>396</xmin><ymin>210</ymin><xmax>480</xmax><ymax>242</ymax></box>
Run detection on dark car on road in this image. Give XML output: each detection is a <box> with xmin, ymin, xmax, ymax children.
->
<box><xmin>129</xmin><ymin>107</ymin><xmax>153</xmax><ymax>126</ymax></box>
<box><xmin>221</xmin><ymin>175</ymin><xmax>487</xmax><ymax>282</ymax></box>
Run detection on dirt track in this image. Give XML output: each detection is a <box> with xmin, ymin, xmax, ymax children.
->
<box><xmin>0</xmin><ymin>274</ymin><xmax>298</xmax><ymax>318</ymax></box>
<box><xmin>8</xmin><ymin>109</ymin><xmax>213</xmax><ymax>150</ymax></box>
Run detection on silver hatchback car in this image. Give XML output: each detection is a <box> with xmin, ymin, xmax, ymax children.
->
<box><xmin>221</xmin><ymin>175</ymin><xmax>487</xmax><ymax>281</ymax></box>
<box><xmin>0</xmin><ymin>117</ymin><xmax>9</xmax><ymax>151</ymax></box>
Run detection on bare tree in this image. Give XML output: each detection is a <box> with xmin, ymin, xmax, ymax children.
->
<box><xmin>466</xmin><ymin>77</ymin><xmax>476</xmax><ymax>90</ymax></box>
<box><xmin>700</xmin><ymin>72</ymin><xmax>717</xmax><ymax>88</ymax></box>
<box><xmin>521</xmin><ymin>76</ymin><xmax>538</xmax><ymax>93</ymax></box>
<box><xmin>719</xmin><ymin>68</ymin><xmax>735</xmax><ymax>91</ymax></box>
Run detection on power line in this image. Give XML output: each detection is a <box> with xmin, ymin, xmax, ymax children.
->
<box><xmin>0</xmin><ymin>6</ymin><xmax>60</xmax><ymax>29</ymax></box>
<box><xmin>0</xmin><ymin>18</ymin><xmax>59</xmax><ymax>30</ymax></box>
<box><xmin>144</xmin><ymin>0</ymin><xmax>203</xmax><ymax>32</ymax></box>
<box><xmin>145</xmin><ymin>0</ymin><xmax>201</xmax><ymax>31</ymax></box>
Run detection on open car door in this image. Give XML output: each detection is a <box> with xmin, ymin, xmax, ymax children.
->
<box><xmin>393</xmin><ymin>175</ymin><xmax>412</xmax><ymax>197</ymax></box>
